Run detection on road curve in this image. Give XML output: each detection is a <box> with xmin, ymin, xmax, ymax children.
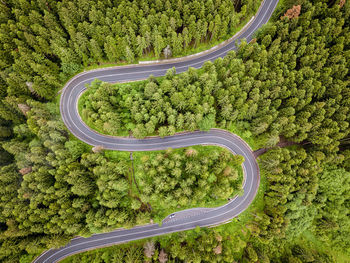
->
<box><xmin>34</xmin><ymin>1</ymin><xmax>278</xmax><ymax>262</ymax></box>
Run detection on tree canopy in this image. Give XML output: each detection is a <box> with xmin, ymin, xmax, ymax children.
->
<box><xmin>0</xmin><ymin>0</ymin><xmax>350</xmax><ymax>262</ymax></box>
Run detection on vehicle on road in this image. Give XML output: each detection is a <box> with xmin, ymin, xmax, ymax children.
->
<box><xmin>33</xmin><ymin>0</ymin><xmax>278</xmax><ymax>261</ymax></box>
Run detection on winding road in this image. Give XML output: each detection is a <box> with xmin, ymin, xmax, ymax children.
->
<box><xmin>34</xmin><ymin>0</ymin><xmax>279</xmax><ymax>262</ymax></box>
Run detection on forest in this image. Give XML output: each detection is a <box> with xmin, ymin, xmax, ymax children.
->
<box><xmin>72</xmin><ymin>0</ymin><xmax>350</xmax><ymax>262</ymax></box>
<box><xmin>0</xmin><ymin>97</ymin><xmax>244</xmax><ymax>261</ymax></box>
<box><xmin>0</xmin><ymin>0</ymin><xmax>349</xmax><ymax>262</ymax></box>
<box><xmin>0</xmin><ymin>0</ymin><xmax>259</xmax><ymax>100</ymax></box>
<box><xmin>81</xmin><ymin>0</ymin><xmax>350</xmax><ymax>153</ymax></box>
<box><xmin>135</xmin><ymin>146</ymin><xmax>244</xmax><ymax>219</ymax></box>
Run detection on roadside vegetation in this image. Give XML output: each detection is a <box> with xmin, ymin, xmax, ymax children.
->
<box><xmin>62</xmin><ymin>149</ymin><xmax>350</xmax><ymax>263</ymax></box>
<box><xmin>0</xmin><ymin>0</ymin><xmax>260</xmax><ymax>100</ymax></box>
<box><xmin>0</xmin><ymin>0</ymin><xmax>350</xmax><ymax>262</ymax></box>
<box><xmin>73</xmin><ymin>0</ymin><xmax>350</xmax><ymax>262</ymax></box>
<box><xmin>133</xmin><ymin>146</ymin><xmax>244</xmax><ymax>221</ymax></box>
<box><xmin>0</xmin><ymin>97</ymin><xmax>245</xmax><ymax>262</ymax></box>
<box><xmin>81</xmin><ymin>0</ymin><xmax>349</xmax><ymax>154</ymax></box>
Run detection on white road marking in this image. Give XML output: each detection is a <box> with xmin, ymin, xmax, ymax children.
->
<box><xmin>34</xmin><ymin>0</ymin><xmax>277</xmax><ymax>261</ymax></box>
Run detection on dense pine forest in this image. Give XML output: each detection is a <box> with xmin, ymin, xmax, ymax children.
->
<box><xmin>82</xmin><ymin>0</ymin><xmax>350</xmax><ymax>153</ymax></box>
<box><xmin>0</xmin><ymin>0</ymin><xmax>350</xmax><ymax>262</ymax></box>
<box><xmin>0</xmin><ymin>0</ymin><xmax>259</xmax><ymax>262</ymax></box>
<box><xmin>72</xmin><ymin>0</ymin><xmax>350</xmax><ymax>262</ymax></box>
<box><xmin>0</xmin><ymin>0</ymin><xmax>259</xmax><ymax>100</ymax></box>
<box><xmin>135</xmin><ymin>147</ymin><xmax>244</xmax><ymax>215</ymax></box>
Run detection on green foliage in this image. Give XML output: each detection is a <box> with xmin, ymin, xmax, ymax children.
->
<box><xmin>1</xmin><ymin>0</ymin><xmax>350</xmax><ymax>262</ymax></box>
<box><xmin>74</xmin><ymin>1</ymin><xmax>350</xmax><ymax>261</ymax></box>
<box><xmin>0</xmin><ymin>102</ymin><xmax>151</xmax><ymax>261</ymax></box>
<box><xmin>0</xmin><ymin>0</ymin><xmax>257</xmax><ymax>102</ymax></box>
<box><xmin>136</xmin><ymin>147</ymin><xmax>243</xmax><ymax>214</ymax></box>
<box><xmin>63</xmin><ymin>226</ymin><xmax>249</xmax><ymax>263</ymax></box>
<box><xmin>81</xmin><ymin>72</ymin><xmax>219</xmax><ymax>137</ymax></box>
<box><xmin>82</xmin><ymin>1</ymin><xmax>350</xmax><ymax>153</ymax></box>
<box><xmin>257</xmin><ymin>147</ymin><xmax>321</xmax><ymax>242</ymax></box>
<box><xmin>0</xmin><ymin>100</ymin><xmax>245</xmax><ymax>261</ymax></box>
<box><xmin>61</xmin><ymin>242</ymin><xmax>145</xmax><ymax>263</ymax></box>
<box><xmin>313</xmin><ymin>167</ymin><xmax>350</xmax><ymax>254</ymax></box>
<box><xmin>63</xmin><ymin>2</ymin><xmax>350</xmax><ymax>261</ymax></box>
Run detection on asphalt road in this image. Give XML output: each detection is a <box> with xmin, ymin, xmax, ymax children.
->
<box><xmin>34</xmin><ymin>0</ymin><xmax>279</xmax><ymax>262</ymax></box>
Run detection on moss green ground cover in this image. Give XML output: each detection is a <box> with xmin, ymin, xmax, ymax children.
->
<box><xmin>61</xmin><ymin>161</ymin><xmax>263</xmax><ymax>263</ymax></box>
<box><xmin>105</xmin><ymin>145</ymin><xmax>244</xmax><ymax>224</ymax></box>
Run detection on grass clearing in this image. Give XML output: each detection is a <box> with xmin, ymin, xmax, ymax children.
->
<box><xmin>59</xmin><ymin>141</ymin><xmax>265</xmax><ymax>263</ymax></box>
<box><xmin>221</xmin><ymin>167</ymin><xmax>266</xmax><ymax>235</ymax></box>
<box><xmin>134</xmin><ymin>146</ymin><xmax>244</xmax><ymax>224</ymax></box>
<box><xmin>104</xmin><ymin>145</ymin><xmax>245</xmax><ymax>225</ymax></box>
<box><xmin>60</xmin><ymin>159</ymin><xmax>266</xmax><ymax>263</ymax></box>
<box><xmin>299</xmin><ymin>231</ymin><xmax>350</xmax><ymax>263</ymax></box>
<box><xmin>57</xmin><ymin>4</ymin><xmax>267</xmax><ymax>260</ymax></box>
